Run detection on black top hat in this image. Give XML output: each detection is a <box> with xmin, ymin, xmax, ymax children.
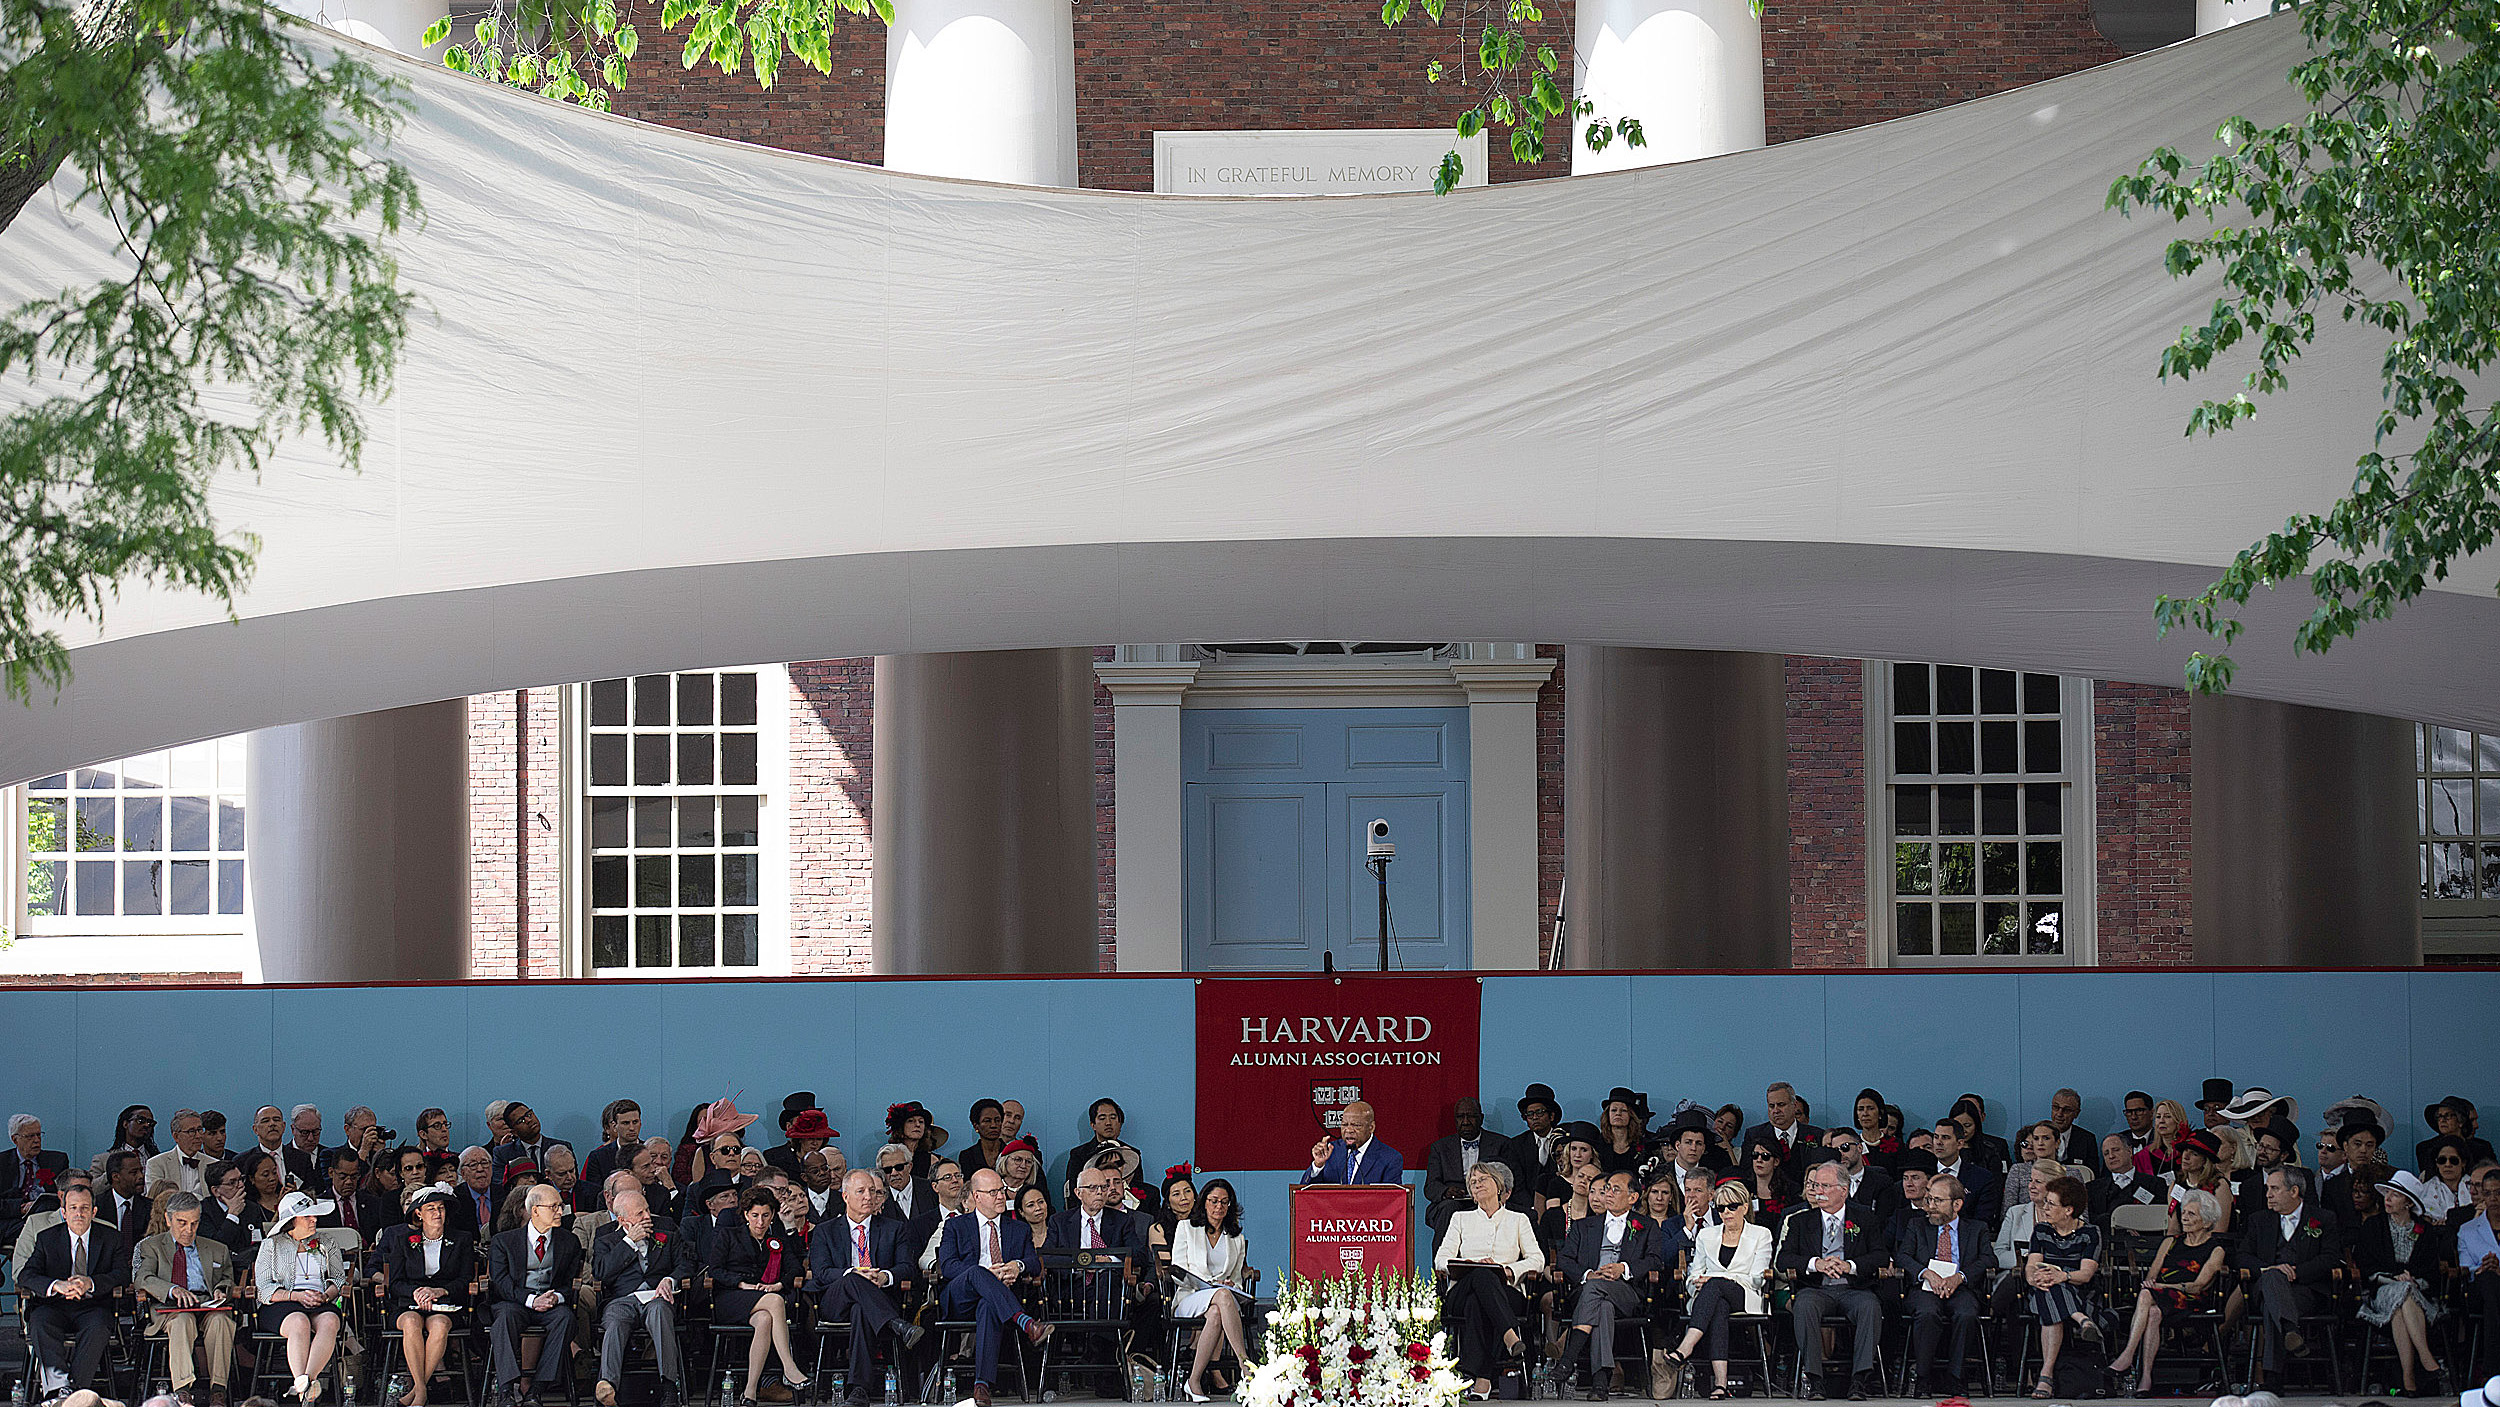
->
<box><xmin>1664</xmin><ymin>1108</ymin><xmax>1712</xmax><ymax>1137</ymax></box>
<box><xmin>2198</xmin><ymin>1078</ymin><xmax>2234</xmax><ymax>1108</ymax></box>
<box><xmin>1518</xmin><ymin>1084</ymin><xmax>1561</xmax><ymax>1119</ymax></box>
<box><xmin>1560</xmin><ymin>1120</ymin><xmax>1604</xmax><ymax>1150</ymax></box>
<box><xmin>1604</xmin><ymin>1088</ymin><xmax>1653</xmax><ymax>1125</ymax></box>
<box><xmin>781</xmin><ymin>1092</ymin><xmax>819</xmax><ymax>1130</ymax></box>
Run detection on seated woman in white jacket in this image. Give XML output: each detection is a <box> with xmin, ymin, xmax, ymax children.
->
<box><xmin>1655</xmin><ymin>1180</ymin><xmax>1774</xmax><ymax>1402</ymax></box>
<box><xmin>1435</xmin><ymin>1162</ymin><xmax>1546</xmax><ymax>1400</ymax></box>
<box><xmin>1170</xmin><ymin>1178</ymin><xmax>1252</xmax><ymax>1403</ymax></box>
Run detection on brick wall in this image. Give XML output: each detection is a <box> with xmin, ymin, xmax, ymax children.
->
<box><xmin>786</xmin><ymin>659</ymin><xmax>877</xmax><ymax>973</ymax></box>
<box><xmin>468</xmin><ymin>688</ymin><xmax>565</xmax><ymax>978</ymax></box>
<box><xmin>608</xmin><ymin>0</ymin><xmax>2120</xmax><ymax>187</ymax></box>
<box><xmin>2094</xmin><ymin>680</ymin><xmax>2193</xmax><ymax>965</ymax></box>
<box><xmin>1786</xmin><ymin>656</ymin><xmax>1867</xmax><ymax>967</ymax></box>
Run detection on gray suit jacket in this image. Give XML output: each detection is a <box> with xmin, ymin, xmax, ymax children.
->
<box><xmin>137</xmin><ymin>1231</ymin><xmax>238</xmax><ymax>1303</ymax></box>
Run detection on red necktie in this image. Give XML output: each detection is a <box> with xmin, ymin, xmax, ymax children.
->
<box><xmin>986</xmin><ymin>1219</ymin><xmax>1001</xmax><ymax>1264</ymax></box>
<box><xmin>1939</xmin><ymin>1224</ymin><xmax>1954</xmax><ymax>1264</ymax></box>
<box><xmin>855</xmin><ymin>1223</ymin><xmax>869</xmax><ymax>1264</ymax></box>
<box><xmin>173</xmin><ymin>1242</ymin><xmax>190</xmax><ymax>1291</ymax></box>
<box><xmin>345</xmin><ymin>1200</ymin><xmax>357</xmax><ymax>1230</ymax></box>
<box><xmin>1088</xmin><ymin>1216</ymin><xmax>1102</xmax><ymax>1248</ymax></box>
<box><xmin>535</xmin><ymin>1233</ymin><xmax>547</xmax><ymax>1260</ymax></box>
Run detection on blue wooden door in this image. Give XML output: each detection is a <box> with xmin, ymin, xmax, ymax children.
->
<box><xmin>1182</xmin><ymin>708</ymin><xmax>1470</xmax><ymax>971</ymax></box>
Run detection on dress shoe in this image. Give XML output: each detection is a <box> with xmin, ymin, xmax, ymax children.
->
<box><xmin>1804</xmin><ymin>1376</ymin><xmax>1829</xmax><ymax>1401</ymax></box>
<box><xmin>1584</xmin><ymin>1385</ymin><xmax>1607</xmax><ymax>1402</ymax></box>
<box><xmin>658</xmin><ymin>1385</ymin><xmax>683</xmax><ymax>1407</ymax></box>
<box><xmin>900</xmin><ymin>1323</ymin><xmax>927</xmax><ymax>1352</ymax></box>
<box><xmin>1022</xmin><ymin>1320</ymin><xmax>1054</xmax><ymax>1346</ymax></box>
<box><xmin>1848</xmin><ymin>1373</ymin><xmax>1873</xmax><ymax>1401</ymax></box>
<box><xmin>210</xmin><ymin>1389</ymin><xmax>231</xmax><ymax>1407</ymax></box>
<box><xmin>596</xmin><ymin>1381</ymin><xmax>619</xmax><ymax>1407</ymax></box>
<box><xmin>971</xmin><ymin>1384</ymin><xmax>993</xmax><ymax>1407</ymax></box>
<box><xmin>2281</xmin><ymin>1330</ymin><xmax>2304</xmax><ymax>1356</ymax></box>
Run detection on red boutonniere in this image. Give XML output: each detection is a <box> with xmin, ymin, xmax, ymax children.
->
<box><xmin>2300</xmin><ymin>1218</ymin><xmax>2324</xmax><ymax>1236</ymax></box>
<box><xmin>1628</xmin><ymin>1218</ymin><xmax>1645</xmax><ymax>1232</ymax></box>
<box><xmin>408</xmin><ymin>1234</ymin><xmax>421</xmax><ymax>1248</ymax></box>
<box><xmin>1843</xmin><ymin>1221</ymin><xmax>1860</xmax><ymax>1238</ymax></box>
<box><xmin>654</xmin><ymin>1232</ymin><xmax>668</xmax><ymax>1245</ymax></box>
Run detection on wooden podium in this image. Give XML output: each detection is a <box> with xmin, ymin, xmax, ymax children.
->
<box><xmin>1289</xmin><ymin>1183</ymin><xmax>1414</xmax><ymax>1280</ymax></box>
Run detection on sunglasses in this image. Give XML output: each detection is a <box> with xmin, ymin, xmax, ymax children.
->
<box><xmin>2437</xmin><ymin>1155</ymin><xmax>2464</xmax><ymax>1165</ymax></box>
<box><xmin>1752</xmin><ymin>1151</ymin><xmax>1777</xmax><ymax>1161</ymax></box>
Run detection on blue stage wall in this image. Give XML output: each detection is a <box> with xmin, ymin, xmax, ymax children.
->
<box><xmin>6</xmin><ymin>970</ymin><xmax>2492</xmax><ymax>1279</ymax></box>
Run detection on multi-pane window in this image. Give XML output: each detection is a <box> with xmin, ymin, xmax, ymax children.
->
<box><xmin>20</xmin><ymin>739</ymin><xmax>248</xmax><ymax>926</ymax></box>
<box><xmin>1878</xmin><ymin>663</ymin><xmax>2091</xmax><ymax>963</ymax></box>
<box><xmin>2418</xmin><ymin>724</ymin><xmax>2500</xmax><ymax>902</ymax></box>
<box><xmin>583</xmin><ymin>668</ymin><xmax>778</xmax><ymax>973</ymax></box>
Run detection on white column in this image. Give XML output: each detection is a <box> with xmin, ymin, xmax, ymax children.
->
<box><xmin>2195</xmin><ymin>0</ymin><xmax>2273</xmax><ymax>33</ymax></box>
<box><xmin>247</xmin><ymin>701</ymin><xmax>470</xmax><ymax>983</ymax></box>
<box><xmin>884</xmin><ymin>0</ymin><xmax>1077</xmax><ymax>185</ymax></box>
<box><xmin>1571</xmin><ymin>0</ymin><xmax>1764</xmax><ymax>174</ymax></box>
<box><xmin>276</xmin><ymin>0</ymin><xmax>447</xmax><ymax>58</ymax></box>
<box><xmin>1097</xmin><ymin>648</ymin><xmax>1201</xmax><ymax>972</ymax></box>
<box><xmin>1449</xmin><ymin>646</ymin><xmax>1557</xmax><ymax>970</ymax></box>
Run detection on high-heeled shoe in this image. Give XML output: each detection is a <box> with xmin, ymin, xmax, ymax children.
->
<box><xmin>1183</xmin><ymin>1383</ymin><xmax>1212</xmax><ymax>1403</ymax></box>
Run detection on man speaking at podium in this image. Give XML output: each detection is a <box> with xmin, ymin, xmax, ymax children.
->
<box><xmin>1304</xmin><ymin>1102</ymin><xmax>1405</xmax><ymax>1185</ymax></box>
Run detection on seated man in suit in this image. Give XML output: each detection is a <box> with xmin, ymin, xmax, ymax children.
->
<box><xmin>23</xmin><ymin>1182</ymin><xmax>129</xmax><ymax>1401</ymax></box>
<box><xmin>145</xmin><ymin>1111</ymin><xmax>213</xmax><ymax>1199</ymax></box>
<box><xmin>1824</xmin><ymin>1129</ymin><xmax>1899</xmax><ymax>1224</ymax></box>
<box><xmin>491</xmin><ymin>1103</ymin><xmax>572</xmax><ymax>1192</ymax></box>
<box><xmin>1777</xmin><ymin>1163</ymin><xmax>1886</xmax><ymax>1401</ymax></box>
<box><xmin>2091</xmin><ymin>1134</ymin><xmax>2164</xmax><ymax>1229</ymax></box>
<box><xmin>1046</xmin><ymin>1164</ymin><xmax>1158</xmax><ymax>1396</ymax></box>
<box><xmin>872</xmin><ymin>1144</ymin><xmax>937</xmax><ymax>1237</ymax></box>
<box><xmin>1744</xmin><ymin>1083</ymin><xmax>1822</xmax><ymax>1174</ymax></box>
<box><xmin>2232</xmin><ymin>1167</ymin><xmax>2344</xmax><ymax>1394</ymax></box>
<box><xmin>1425</xmin><ymin>1099</ymin><xmax>1495</xmax><ymax>1244</ymax></box>
<box><xmin>1303</xmin><ymin>1103</ymin><xmax>1404</xmax><ymax>1186</ymax></box>
<box><xmin>590</xmin><ymin>1186</ymin><xmax>689</xmax><ymax>1407</ymax></box>
<box><xmin>1542</xmin><ymin>1170</ymin><xmax>1666</xmax><ymax>1401</ymax></box>
<box><xmin>137</xmin><ymin>1191</ymin><xmax>239</xmax><ymax>1407</ymax></box>
<box><xmin>1926</xmin><ymin>1121</ymin><xmax>2001</xmax><ymax>1230</ymax></box>
<box><xmin>454</xmin><ymin>1147</ymin><xmax>499</xmax><ymax>1241</ymax></box>
<box><xmin>939</xmin><ymin>1170</ymin><xmax>1054</xmax><ymax>1407</ymax></box>
<box><xmin>2</xmin><ymin>1115</ymin><xmax>72</xmax><ymax>1249</ymax></box>
<box><xmin>1896</xmin><ymin>1174</ymin><xmax>1993</xmax><ymax>1397</ymax></box>
<box><xmin>488</xmin><ymin>1184</ymin><xmax>585</xmax><ymax>1407</ymax></box>
<box><xmin>1884</xmin><ymin>1155</ymin><xmax>1936</xmax><ymax>1249</ymax></box>
<box><xmin>809</xmin><ymin>1169</ymin><xmax>925</xmax><ymax>1407</ymax></box>
<box><xmin>2042</xmin><ymin>1090</ymin><xmax>2097</xmax><ymax>1167</ymax></box>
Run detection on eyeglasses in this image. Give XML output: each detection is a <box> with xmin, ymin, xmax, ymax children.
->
<box><xmin>2437</xmin><ymin>1155</ymin><xmax>2464</xmax><ymax>1165</ymax></box>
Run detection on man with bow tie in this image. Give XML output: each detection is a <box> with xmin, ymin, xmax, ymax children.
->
<box><xmin>590</xmin><ymin>1187</ymin><xmax>688</xmax><ymax>1407</ymax></box>
<box><xmin>809</xmin><ymin>1169</ymin><xmax>923</xmax><ymax>1405</ymax></box>
<box><xmin>146</xmin><ymin>1111</ymin><xmax>212</xmax><ymax>1197</ymax></box>
<box><xmin>1425</xmin><ymin>1098</ymin><xmax>1494</xmax><ymax>1242</ymax></box>
<box><xmin>1544</xmin><ymin>1171</ymin><xmax>1668</xmax><ymax>1401</ymax></box>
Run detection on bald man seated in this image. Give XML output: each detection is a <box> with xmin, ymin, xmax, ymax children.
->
<box><xmin>1303</xmin><ymin>1103</ymin><xmax>1406</xmax><ymax>1186</ymax></box>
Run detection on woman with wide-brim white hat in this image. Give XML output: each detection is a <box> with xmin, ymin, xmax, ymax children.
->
<box><xmin>255</xmin><ymin>1189</ymin><xmax>348</xmax><ymax>1402</ymax></box>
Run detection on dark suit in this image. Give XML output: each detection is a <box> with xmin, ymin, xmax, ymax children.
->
<box><xmin>2232</xmin><ymin>1201</ymin><xmax>2344</xmax><ymax>1376</ymax></box>
<box><xmin>579</xmin><ymin>1140</ymin><xmax>637</xmax><ymax>1212</ymax></box>
<box><xmin>1931</xmin><ymin>1160</ymin><xmax>2002</xmax><ymax>1230</ymax></box>
<box><xmin>1843</xmin><ymin>1167</ymin><xmax>1902</xmax><ymax>1225</ymax></box>
<box><xmin>487</xmin><ymin>1222</ymin><xmax>585</xmax><ymax>1390</ymax></box>
<box><xmin>1776</xmin><ymin>1202</ymin><xmax>1886</xmax><ymax>1382</ymax></box>
<box><xmin>2090</xmin><ymin>1169</ymin><xmax>2165</xmax><ymax>1229</ymax></box>
<box><xmin>381</xmin><ymin>1228</ymin><xmax>478</xmax><ymax>1314</ymax></box>
<box><xmin>23</xmin><ymin>1220</ymin><xmax>130</xmax><ymax>1390</ymax></box>
<box><xmin>0</xmin><ymin>1148</ymin><xmax>71</xmax><ymax>1240</ymax></box>
<box><xmin>1966</xmin><ymin>1133</ymin><xmax>2014</xmax><ymax>1176</ymax></box>
<box><xmin>318</xmin><ymin>1188</ymin><xmax>397</xmax><ymax>1238</ymax></box>
<box><xmin>1424</xmin><ymin>1137</ymin><xmax>1497</xmax><ymax>1240</ymax></box>
<box><xmin>2044</xmin><ymin>1126</ymin><xmax>2099</xmax><ymax>1166</ymax></box>
<box><xmin>937</xmin><ymin>1212</ymin><xmax>1042</xmax><ymax>1390</ymax></box>
<box><xmin>1301</xmin><ymin>1139</ymin><xmax>1404</xmax><ymax>1187</ymax></box>
<box><xmin>875</xmin><ymin>1179</ymin><xmax>939</xmax><ymax>1239</ymax></box>
<box><xmin>101</xmin><ymin>1188</ymin><xmax>148</xmax><ymax>1237</ymax></box>
<box><xmin>493</xmin><ymin>1139</ymin><xmax>574</xmax><ymax>1188</ymax></box>
<box><xmin>810</xmin><ymin>1214</ymin><xmax>915</xmax><ymax>1398</ymax></box>
<box><xmin>1551</xmin><ymin>1212</ymin><xmax>1666</xmax><ymax>1378</ymax></box>
<box><xmin>1743</xmin><ymin>1123</ymin><xmax>1824</xmax><ymax>1174</ymax></box>
<box><xmin>281</xmin><ymin>1144</ymin><xmax>330</xmax><ymax>1191</ymax></box>
<box><xmin>1895</xmin><ymin>1215</ymin><xmax>1994</xmax><ymax>1391</ymax></box>
<box><xmin>590</xmin><ymin>1217</ymin><xmax>690</xmax><ymax>1389</ymax></box>
<box><xmin>1498</xmin><ymin>1130</ymin><xmax>1560</xmax><ymax>1212</ymax></box>
<box><xmin>453</xmin><ymin>1182</ymin><xmax>498</xmax><ymax>1242</ymax></box>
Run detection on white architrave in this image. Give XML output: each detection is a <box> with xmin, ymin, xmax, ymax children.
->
<box><xmin>1448</xmin><ymin>646</ymin><xmax>1559</xmax><ymax>969</ymax></box>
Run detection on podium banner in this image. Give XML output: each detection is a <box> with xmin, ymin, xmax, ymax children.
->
<box><xmin>1195</xmin><ymin>975</ymin><xmax>1481</xmax><ymax>1171</ymax></box>
<box><xmin>1289</xmin><ymin>1183</ymin><xmax>1414</xmax><ymax>1281</ymax></box>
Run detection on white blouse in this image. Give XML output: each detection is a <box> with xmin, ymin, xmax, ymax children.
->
<box><xmin>1434</xmin><ymin>1207</ymin><xmax>1545</xmax><ymax>1280</ymax></box>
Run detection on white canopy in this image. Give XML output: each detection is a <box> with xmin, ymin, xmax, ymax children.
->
<box><xmin>3</xmin><ymin>9</ymin><xmax>2493</xmax><ymax>781</ymax></box>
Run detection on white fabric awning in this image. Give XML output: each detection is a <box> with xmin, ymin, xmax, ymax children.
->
<box><xmin>3</xmin><ymin>9</ymin><xmax>2493</xmax><ymax>779</ymax></box>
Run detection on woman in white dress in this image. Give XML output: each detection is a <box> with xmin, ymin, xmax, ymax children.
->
<box><xmin>1655</xmin><ymin>1180</ymin><xmax>1774</xmax><ymax>1401</ymax></box>
<box><xmin>1171</xmin><ymin>1178</ymin><xmax>1251</xmax><ymax>1403</ymax></box>
<box><xmin>1435</xmin><ymin>1162</ymin><xmax>1546</xmax><ymax>1400</ymax></box>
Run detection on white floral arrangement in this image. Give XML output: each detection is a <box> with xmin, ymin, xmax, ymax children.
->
<box><xmin>1236</xmin><ymin>1270</ymin><xmax>1469</xmax><ymax>1407</ymax></box>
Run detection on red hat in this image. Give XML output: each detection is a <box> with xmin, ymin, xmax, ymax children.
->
<box><xmin>786</xmin><ymin>1109</ymin><xmax>838</xmax><ymax>1141</ymax></box>
<box><xmin>1164</xmin><ymin>1163</ymin><xmax>1195</xmax><ymax>1182</ymax></box>
<box><xmin>999</xmin><ymin>1136</ymin><xmax>1041</xmax><ymax>1159</ymax></box>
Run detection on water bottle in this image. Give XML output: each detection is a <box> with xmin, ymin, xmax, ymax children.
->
<box><xmin>720</xmin><ymin>1367</ymin><xmax>737</xmax><ymax>1405</ymax></box>
<box><xmin>14</xmin><ymin>1370</ymin><xmax>30</xmax><ymax>1407</ymax></box>
<box><xmin>885</xmin><ymin>1368</ymin><xmax>899</xmax><ymax>1404</ymax></box>
<box><xmin>829</xmin><ymin>1374</ymin><xmax>846</xmax><ymax>1405</ymax></box>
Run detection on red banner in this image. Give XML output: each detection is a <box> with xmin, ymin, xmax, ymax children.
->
<box><xmin>1194</xmin><ymin>975</ymin><xmax>1482</xmax><ymax>1171</ymax></box>
<box><xmin>1289</xmin><ymin>1183</ymin><xmax>1413</xmax><ymax>1282</ymax></box>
